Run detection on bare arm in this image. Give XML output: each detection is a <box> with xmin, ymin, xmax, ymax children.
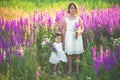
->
<box><xmin>78</xmin><ymin>18</ymin><xmax>84</xmax><ymax>35</ymax></box>
<box><xmin>62</xmin><ymin>18</ymin><xmax>66</xmax><ymax>48</ymax></box>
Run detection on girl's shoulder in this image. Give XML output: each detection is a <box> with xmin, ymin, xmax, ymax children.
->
<box><xmin>54</xmin><ymin>42</ymin><xmax>62</xmax><ymax>46</ymax></box>
<box><xmin>64</xmin><ymin>16</ymin><xmax>68</xmax><ymax>21</ymax></box>
<box><xmin>62</xmin><ymin>16</ymin><xmax>67</xmax><ymax>23</ymax></box>
<box><xmin>75</xmin><ymin>15</ymin><xmax>80</xmax><ymax>20</ymax></box>
<box><xmin>65</xmin><ymin>15</ymin><xmax>70</xmax><ymax>20</ymax></box>
<box><xmin>66</xmin><ymin>15</ymin><xmax>79</xmax><ymax>21</ymax></box>
<box><xmin>65</xmin><ymin>14</ymin><xmax>71</xmax><ymax>20</ymax></box>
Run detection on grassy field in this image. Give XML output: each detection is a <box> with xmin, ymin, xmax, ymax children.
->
<box><xmin>0</xmin><ymin>0</ymin><xmax>120</xmax><ymax>80</ymax></box>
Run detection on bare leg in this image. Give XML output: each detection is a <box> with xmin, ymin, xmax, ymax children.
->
<box><xmin>53</xmin><ymin>64</ymin><xmax>58</xmax><ymax>72</ymax></box>
<box><xmin>57</xmin><ymin>64</ymin><xmax>62</xmax><ymax>74</ymax></box>
<box><xmin>68</xmin><ymin>55</ymin><xmax>72</xmax><ymax>73</ymax></box>
<box><xmin>57</xmin><ymin>64</ymin><xmax>59</xmax><ymax>71</ymax></box>
<box><xmin>76</xmin><ymin>54</ymin><xmax>80</xmax><ymax>72</ymax></box>
<box><xmin>53</xmin><ymin>64</ymin><xmax>59</xmax><ymax>75</ymax></box>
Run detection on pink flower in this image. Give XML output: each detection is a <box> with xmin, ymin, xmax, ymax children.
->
<box><xmin>103</xmin><ymin>49</ymin><xmax>111</xmax><ymax>71</ymax></box>
<box><xmin>94</xmin><ymin>45</ymin><xmax>103</xmax><ymax>71</ymax></box>
<box><xmin>75</xmin><ymin>22</ymin><xmax>80</xmax><ymax>30</ymax></box>
<box><xmin>92</xmin><ymin>46</ymin><xmax>96</xmax><ymax>62</ymax></box>
<box><xmin>17</xmin><ymin>49</ymin><xmax>24</xmax><ymax>57</ymax></box>
<box><xmin>36</xmin><ymin>71</ymin><xmax>40</xmax><ymax>77</ymax></box>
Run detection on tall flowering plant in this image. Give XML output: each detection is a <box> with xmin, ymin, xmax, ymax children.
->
<box><xmin>36</xmin><ymin>67</ymin><xmax>41</xmax><ymax>80</ymax></box>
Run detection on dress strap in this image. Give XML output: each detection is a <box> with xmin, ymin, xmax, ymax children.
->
<box><xmin>76</xmin><ymin>16</ymin><xmax>80</xmax><ymax>21</ymax></box>
<box><xmin>65</xmin><ymin>17</ymin><xmax>68</xmax><ymax>23</ymax></box>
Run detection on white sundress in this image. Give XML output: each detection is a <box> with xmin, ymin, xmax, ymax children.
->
<box><xmin>65</xmin><ymin>16</ymin><xmax>84</xmax><ymax>55</ymax></box>
<box><xmin>49</xmin><ymin>42</ymin><xmax>68</xmax><ymax>64</ymax></box>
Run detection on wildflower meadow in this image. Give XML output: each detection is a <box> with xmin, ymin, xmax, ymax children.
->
<box><xmin>0</xmin><ymin>0</ymin><xmax>120</xmax><ymax>80</ymax></box>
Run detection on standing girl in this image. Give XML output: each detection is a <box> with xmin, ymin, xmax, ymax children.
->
<box><xmin>63</xmin><ymin>2</ymin><xmax>84</xmax><ymax>74</ymax></box>
<box><xmin>49</xmin><ymin>32</ymin><xmax>67</xmax><ymax>75</ymax></box>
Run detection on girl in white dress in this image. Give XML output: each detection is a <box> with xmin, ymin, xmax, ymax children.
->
<box><xmin>49</xmin><ymin>32</ymin><xmax>67</xmax><ymax>75</ymax></box>
<box><xmin>63</xmin><ymin>2</ymin><xmax>84</xmax><ymax>74</ymax></box>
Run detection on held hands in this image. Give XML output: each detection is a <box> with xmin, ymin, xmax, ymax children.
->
<box><xmin>62</xmin><ymin>41</ymin><xmax>65</xmax><ymax>50</ymax></box>
<box><xmin>78</xmin><ymin>28</ymin><xmax>83</xmax><ymax>35</ymax></box>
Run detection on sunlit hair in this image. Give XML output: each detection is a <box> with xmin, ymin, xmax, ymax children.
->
<box><xmin>54</xmin><ymin>32</ymin><xmax>62</xmax><ymax>38</ymax></box>
<box><xmin>68</xmin><ymin>2</ymin><xmax>78</xmax><ymax>14</ymax></box>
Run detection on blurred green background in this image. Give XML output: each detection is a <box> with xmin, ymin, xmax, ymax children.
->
<box><xmin>0</xmin><ymin>0</ymin><xmax>120</xmax><ymax>20</ymax></box>
<box><xmin>0</xmin><ymin>0</ymin><xmax>120</xmax><ymax>12</ymax></box>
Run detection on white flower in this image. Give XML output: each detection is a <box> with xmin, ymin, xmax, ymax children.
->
<box><xmin>114</xmin><ymin>39</ymin><xmax>118</xmax><ymax>41</ymax></box>
<box><xmin>3</xmin><ymin>51</ymin><xmax>6</xmax><ymax>60</ymax></box>
<box><xmin>17</xmin><ymin>49</ymin><xmax>24</xmax><ymax>57</ymax></box>
<box><xmin>113</xmin><ymin>41</ymin><xmax>116</xmax><ymax>46</ymax></box>
<box><xmin>20</xmin><ymin>49</ymin><xmax>24</xmax><ymax>56</ymax></box>
<box><xmin>111</xmin><ymin>38</ymin><xmax>113</xmax><ymax>40</ymax></box>
<box><xmin>118</xmin><ymin>37</ymin><xmax>120</xmax><ymax>40</ymax></box>
<box><xmin>41</xmin><ymin>40</ymin><xmax>46</xmax><ymax>46</ymax></box>
<box><xmin>44</xmin><ymin>38</ymin><xmax>50</xmax><ymax>42</ymax></box>
<box><xmin>117</xmin><ymin>43</ymin><xmax>120</xmax><ymax>46</ymax></box>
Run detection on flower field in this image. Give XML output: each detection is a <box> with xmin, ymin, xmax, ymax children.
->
<box><xmin>0</xmin><ymin>0</ymin><xmax>120</xmax><ymax>80</ymax></box>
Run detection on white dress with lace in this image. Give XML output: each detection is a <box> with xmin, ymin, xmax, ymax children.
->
<box><xmin>49</xmin><ymin>42</ymin><xmax>67</xmax><ymax>64</ymax></box>
<box><xmin>65</xmin><ymin>16</ymin><xmax>84</xmax><ymax>55</ymax></box>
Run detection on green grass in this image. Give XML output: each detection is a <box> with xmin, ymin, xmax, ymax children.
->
<box><xmin>0</xmin><ymin>0</ymin><xmax>120</xmax><ymax>12</ymax></box>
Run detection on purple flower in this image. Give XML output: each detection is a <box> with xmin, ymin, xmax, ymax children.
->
<box><xmin>103</xmin><ymin>49</ymin><xmax>111</xmax><ymax>71</ymax></box>
<box><xmin>47</xmin><ymin>16</ymin><xmax>53</xmax><ymax>27</ymax></box>
<box><xmin>4</xmin><ymin>21</ymin><xmax>10</xmax><ymax>31</ymax></box>
<box><xmin>19</xmin><ymin>16</ymin><xmax>23</xmax><ymax>26</ymax></box>
<box><xmin>0</xmin><ymin>17</ymin><xmax>4</xmax><ymax>30</ymax></box>
<box><xmin>99</xmin><ymin>45</ymin><xmax>103</xmax><ymax>61</ymax></box>
<box><xmin>75</xmin><ymin>22</ymin><xmax>80</xmax><ymax>30</ymax></box>
<box><xmin>59</xmin><ymin>24</ymin><xmax>64</xmax><ymax>32</ymax></box>
<box><xmin>94</xmin><ymin>46</ymin><xmax>103</xmax><ymax>71</ymax></box>
<box><xmin>55</xmin><ymin>12</ymin><xmax>61</xmax><ymax>23</ymax></box>
<box><xmin>23</xmin><ymin>18</ymin><xmax>28</xmax><ymax>26</ymax></box>
<box><xmin>94</xmin><ymin>56</ymin><xmax>102</xmax><ymax>71</ymax></box>
<box><xmin>36</xmin><ymin>71</ymin><xmax>40</xmax><ymax>77</ymax></box>
<box><xmin>45</xmin><ymin>41</ymin><xmax>57</xmax><ymax>53</ymax></box>
<box><xmin>26</xmin><ymin>40</ymin><xmax>31</xmax><ymax>48</ymax></box>
<box><xmin>0</xmin><ymin>43</ymin><xmax>2</xmax><ymax>49</ymax></box>
<box><xmin>111</xmin><ymin>52</ymin><xmax>117</xmax><ymax>66</ymax></box>
<box><xmin>17</xmin><ymin>48</ymin><xmax>24</xmax><ymax>57</ymax></box>
<box><xmin>38</xmin><ymin>13</ymin><xmax>43</xmax><ymax>24</ymax></box>
<box><xmin>47</xmin><ymin>16</ymin><xmax>53</xmax><ymax>32</ymax></box>
<box><xmin>92</xmin><ymin>46</ymin><xmax>96</xmax><ymax>62</ymax></box>
<box><xmin>1</xmin><ymin>38</ymin><xmax>8</xmax><ymax>49</ymax></box>
<box><xmin>10</xmin><ymin>34</ymin><xmax>19</xmax><ymax>48</ymax></box>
